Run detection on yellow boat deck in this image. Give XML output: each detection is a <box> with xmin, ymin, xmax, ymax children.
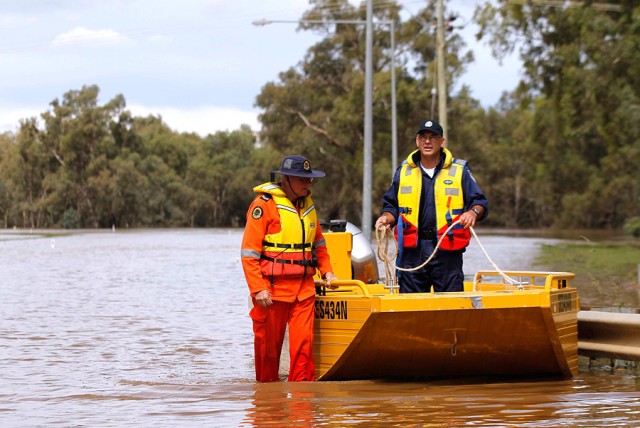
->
<box><xmin>313</xmin><ymin>271</ymin><xmax>579</xmax><ymax>381</ymax></box>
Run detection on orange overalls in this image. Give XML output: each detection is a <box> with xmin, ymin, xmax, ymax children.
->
<box><xmin>240</xmin><ymin>183</ymin><xmax>332</xmax><ymax>382</ymax></box>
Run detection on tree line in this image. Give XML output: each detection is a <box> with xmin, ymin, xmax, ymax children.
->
<box><xmin>1</xmin><ymin>0</ymin><xmax>638</xmax><ymax>231</ymax></box>
<box><xmin>0</xmin><ymin>86</ymin><xmax>275</xmax><ymax>229</ymax></box>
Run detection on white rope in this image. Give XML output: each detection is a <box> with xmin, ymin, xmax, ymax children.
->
<box><xmin>375</xmin><ymin>227</ymin><xmax>399</xmax><ymax>292</ymax></box>
<box><xmin>467</xmin><ymin>226</ymin><xmax>526</xmax><ymax>290</ymax></box>
<box><xmin>376</xmin><ymin>220</ymin><xmax>526</xmax><ymax>291</ymax></box>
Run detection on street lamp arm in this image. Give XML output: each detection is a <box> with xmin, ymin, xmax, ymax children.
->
<box><xmin>251</xmin><ymin>19</ymin><xmax>271</xmax><ymax>26</ymax></box>
<box><xmin>252</xmin><ymin>18</ymin><xmax>393</xmax><ymax>26</ymax></box>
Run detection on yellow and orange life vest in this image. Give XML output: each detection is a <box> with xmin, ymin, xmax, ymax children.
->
<box><xmin>395</xmin><ymin>148</ymin><xmax>471</xmax><ymax>251</ymax></box>
<box><xmin>252</xmin><ymin>183</ymin><xmax>318</xmax><ymax>279</ymax></box>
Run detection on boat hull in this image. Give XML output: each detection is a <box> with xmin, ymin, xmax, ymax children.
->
<box><xmin>313</xmin><ymin>272</ymin><xmax>579</xmax><ymax>381</ymax></box>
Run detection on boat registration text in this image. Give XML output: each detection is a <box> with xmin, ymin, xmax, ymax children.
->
<box><xmin>315</xmin><ymin>300</ymin><xmax>348</xmax><ymax>320</ymax></box>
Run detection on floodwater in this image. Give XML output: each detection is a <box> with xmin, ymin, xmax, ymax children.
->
<box><xmin>1</xmin><ymin>229</ymin><xmax>639</xmax><ymax>427</ymax></box>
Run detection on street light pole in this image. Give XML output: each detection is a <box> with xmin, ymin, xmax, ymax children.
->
<box><xmin>362</xmin><ymin>0</ymin><xmax>373</xmax><ymax>239</ymax></box>
<box><xmin>253</xmin><ymin>4</ymin><xmax>397</xmax><ymax>239</ymax></box>
<box><xmin>389</xmin><ymin>20</ymin><xmax>398</xmax><ymax>172</ymax></box>
<box><xmin>436</xmin><ymin>0</ymin><xmax>448</xmax><ymax>140</ymax></box>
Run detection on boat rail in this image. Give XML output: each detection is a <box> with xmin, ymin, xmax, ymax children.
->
<box><xmin>315</xmin><ymin>279</ymin><xmax>371</xmax><ymax>297</ymax></box>
<box><xmin>472</xmin><ymin>270</ymin><xmax>576</xmax><ymax>291</ymax></box>
<box><xmin>316</xmin><ymin>271</ymin><xmax>577</xmax><ymax>296</ymax></box>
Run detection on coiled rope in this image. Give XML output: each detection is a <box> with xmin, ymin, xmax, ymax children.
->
<box><xmin>376</xmin><ymin>220</ymin><xmax>526</xmax><ymax>292</ymax></box>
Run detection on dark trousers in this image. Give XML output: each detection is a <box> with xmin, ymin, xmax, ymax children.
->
<box><xmin>397</xmin><ymin>238</ymin><xmax>464</xmax><ymax>293</ymax></box>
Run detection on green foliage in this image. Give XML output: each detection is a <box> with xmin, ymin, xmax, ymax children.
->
<box><xmin>473</xmin><ymin>1</ymin><xmax>640</xmax><ymax>229</ymax></box>
<box><xmin>624</xmin><ymin>217</ymin><xmax>640</xmax><ymax>238</ymax></box>
<box><xmin>62</xmin><ymin>208</ymin><xmax>79</xmax><ymax>229</ymax></box>
<box><xmin>0</xmin><ymin>86</ymin><xmax>261</xmax><ymax>228</ymax></box>
<box><xmin>536</xmin><ymin>242</ymin><xmax>640</xmax><ymax>307</ymax></box>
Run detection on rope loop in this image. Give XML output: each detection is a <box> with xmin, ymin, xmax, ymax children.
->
<box><xmin>375</xmin><ymin>228</ymin><xmax>399</xmax><ymax>292</ymax></box>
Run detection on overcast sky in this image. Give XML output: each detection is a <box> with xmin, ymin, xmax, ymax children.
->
<box><xmin>0</xmin><ymin>0</ymin><xmax>520</xmax><ymax>136</ymax></box>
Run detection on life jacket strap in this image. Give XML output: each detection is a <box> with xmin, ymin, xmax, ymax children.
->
<box><xmin>397</xmin><ymin>207</ymin><xmax>409</xmax><ymax>272</ymax></box>
<box><xmin>260</xmin><ymin>254</ymin><xmax>316</xmax><ymax>267</ymax></box>
<box><xmin>262</xmin><ymin>241</ymin><xmax>312</xmax><ymax>250</ymax></box>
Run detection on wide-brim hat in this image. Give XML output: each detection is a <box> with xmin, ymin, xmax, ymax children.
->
<box><xmin>271</xmin><ymin>155</ymin><xmax>325</xmax><ymax>178</ymax></box>
<box><xmin>416</xmin><ymin>119</ymin><xmax>444</xmax><ymax>136</ymax></box>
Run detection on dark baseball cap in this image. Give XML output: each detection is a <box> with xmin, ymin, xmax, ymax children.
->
<box><xmin>271</xmin><ymin>155</ymin><xmax>326</xmax><ymax>178</ymax></box>
<box><xmin>416</xmin><ymin>119</ymin><xmax>444</xmax><ymax>136</ymax></box>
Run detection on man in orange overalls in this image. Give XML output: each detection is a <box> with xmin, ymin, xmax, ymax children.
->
<box><xmin>240</xmin><ymin>155</ymin><xmax>337</xmax><ymax>382</ymax></box>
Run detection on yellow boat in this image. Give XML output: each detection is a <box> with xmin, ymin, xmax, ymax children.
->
<box><xmin>312</xmin><ymin>222</ymin><xmax>579</xmax><ymax>381</ymax></box>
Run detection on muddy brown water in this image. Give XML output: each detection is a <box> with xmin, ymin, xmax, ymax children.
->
<box><xmin>1</xmin><ymin>229</ymin><xmax>639</xmax><ymax>426</ymax></box>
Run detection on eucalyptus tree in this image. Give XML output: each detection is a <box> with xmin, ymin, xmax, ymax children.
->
<box><xmin>0</xmin><ymin>133</ymin><xmax>21</xmax><ymax>227</ymax></box>
<box><xmin>187</xmin><ymin>126</ymin><xmax>268</xmax><ymax>227</ymax></box>
<box><xmin>10</xmin><ymin>119</ymin><xmax>54</xmax><ymax>228</ymax></box>
<box><xmin>39</xmin><ymin>85</ymin><xmax>128</xmax><ymax>227</ymax></box>
<box><xmin>474</xmin><ymin>0</ymin><xmax>640</xmax><ymax>228</ymax></box>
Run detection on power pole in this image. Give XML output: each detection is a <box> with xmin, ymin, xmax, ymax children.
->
<box><xmin>436</xmin><ymin>0</ymin><xmax>447</xmax><ymax>140</ymax></box>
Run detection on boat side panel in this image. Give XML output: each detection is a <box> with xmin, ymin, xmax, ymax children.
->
<box><xmin>313</xmin><ymin>296</ymin><xmax>373</xmax><ymax>378</ymax></box>
<box><xmin>549</xmin><ymin>288</ymin><xmax>580</xmax><ymax>377</ymax></box>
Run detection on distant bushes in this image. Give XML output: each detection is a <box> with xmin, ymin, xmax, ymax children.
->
<box><xmin>623</xmin><ymin>217</ymin><xmax>640</xmax><ymax>238</ymax></box>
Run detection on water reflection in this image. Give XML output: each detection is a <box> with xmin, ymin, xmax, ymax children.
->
<box><xmin>243</xmin><ymin>383</ymin><xmax>317</xmax><ymax>427</ymax></box>
<box><xmin>241</xmin><ymin>375</ymin><xmax>640</xmax><ymax>427</ymax></box>
<box><xmin>0</xmin><ymin>229</ymin><xmax>639</xmax><ymax>426</ymax></box>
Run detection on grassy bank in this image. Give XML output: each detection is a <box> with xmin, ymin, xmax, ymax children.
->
<box><xmin>535</xmin><ymin>240</ymin><xmax>640</xmax><ymax>309</ymax></box>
